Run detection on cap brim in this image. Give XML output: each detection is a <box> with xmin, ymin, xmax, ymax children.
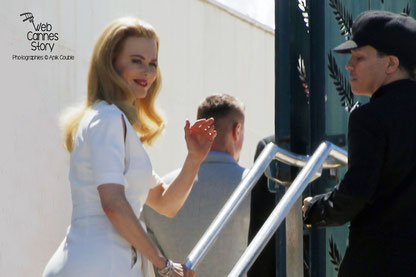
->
<box><xmin>333</xmin><ymin>40</ymin><xmax>358</xmax><ymax>53</ymax></box>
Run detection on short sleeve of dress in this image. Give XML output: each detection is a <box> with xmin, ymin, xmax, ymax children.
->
<box><xmin>87</xmin><ymin>110</ymin><xmax>126</xmax><ymax>187</ymax></box>
<box><xmin>151</xmin><ymin>170</ymin><xmax>165</xmax><ymax>189</ymax></box>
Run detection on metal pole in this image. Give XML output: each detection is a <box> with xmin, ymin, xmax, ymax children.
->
<box><xmin>184</xmin><ymin>143</ymin><xmax>279</xmax><ymax>270</ymax></box>
<box><xmin>330</xmin><ymin>144</ymin><xmax>348</xmax><ymax>165</ymax></box>
<box><xmin>285</xmin><ymin>194</ymin><xmax>303</xmax><ymax>277</ymax></box>
<box><xmin>274</xmin><ymin>146</ymin><xmax>344</xmax><ymax>169</ymax></box>
<box><xmin>228</xmin><ymin>142</ymin><xmax>334</xmax><ymax>276</ymax></box>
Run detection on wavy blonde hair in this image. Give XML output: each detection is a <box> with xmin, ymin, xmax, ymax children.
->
<box><xmin>61</xmin><ymin>17</ymin><xmax>165</xmax><ymax>151</ymax></box>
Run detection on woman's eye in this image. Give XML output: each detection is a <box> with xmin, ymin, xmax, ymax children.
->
<box><xmin>150</xmin><ymin>63</ymin><xmax>158</xmax><ymax>68</ymax></box>
<box><xmin>132</xmin><ymin>59</ymin><xmax>142</xmax><ymax>64</ymax></box>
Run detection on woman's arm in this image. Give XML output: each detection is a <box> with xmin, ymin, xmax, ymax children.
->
<box><xmin>98</xmin><ymin>183</ymin><xmax>166</xmax><ymax>268</ymax></box>
<box><xmin>146</xmin><ymin>154</ymin><xmax>203</xmax><ymax>217</ymax></box>
<box><xmin>146</xmin><ymin>118</ymin><xmax>216</xmax><ymax>217</ymax></box>
<box><xmin>98</xmin><ymin>183</ymin><xmax>193</xmax><ymax>276</ymax></box>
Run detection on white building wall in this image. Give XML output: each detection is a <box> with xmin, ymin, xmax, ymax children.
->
<box><xmin>0</xmin><ymin>0</ymin><xmax>274</xmax><ymax>275</ymax></box>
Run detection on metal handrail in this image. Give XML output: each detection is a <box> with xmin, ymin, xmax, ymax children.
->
<box><xmin>266</xmin><ymin>143</ymin><xmax>347</xmax><ymax>186</ymax></box>
<box><xmin>184</xmin><ymin>141</ymin><xmax>347</xmax><ymax>271</ymax></box>
<box><xmin>184</xmin><ymin>142</ymin><xmax>280</xmax><ymax>270</ymax></box>
<box><xmin>274</xmin><ymin>145</ymin><xmax>346</xmax><ymax>168</ymax></box>
<box><xmin>228</xmin><ymin>141</ymin><xmax>348</xmax><ymax>276</ymax></box>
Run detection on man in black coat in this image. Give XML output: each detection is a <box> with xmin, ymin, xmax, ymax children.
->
<box><xmin>303</xmin><ymin>11</ymin><xmax>416</xmax><ymax>276</ymax></box>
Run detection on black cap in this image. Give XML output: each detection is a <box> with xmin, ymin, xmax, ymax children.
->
<box><xmin>334</xmin><ymin>10</ymin><xmax>416</xmax><ymax>69</ymax></box>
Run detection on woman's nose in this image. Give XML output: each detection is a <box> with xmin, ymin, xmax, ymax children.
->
<box><xmin>141</xmin><ymin>64</ymin><xmax>153</xmax><ymax>74</ymax></box>
<box><xmin>138</xmin><ymin>64</ymin><xmax>147</xmax><ymax>72</ymax></box>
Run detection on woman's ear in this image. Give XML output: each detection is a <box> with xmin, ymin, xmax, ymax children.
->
<box><xmin>386</xmin><ymin>55</ymin><xmax>400</xmax><ymax>74</ymax></box>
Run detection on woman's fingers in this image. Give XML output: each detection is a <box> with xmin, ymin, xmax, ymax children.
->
<box><xmin>184</xmin><ymin>119</ymin><xmax>191</xmax><ymax>138</ymax></box>
<box><xmin>208</xmin><ymin>129</ymin><xmax>217</xmax><ymax>141</ymax></box>
<box><xmin>193</xmin><ymin>117</ymin><xmax>214</xmax><ymax>126</ymax></box>
<box><xmin>188</xmin><ymin>118</ymin><xmax>216</xmax><ymax>142</ymax></box>
<box><xmin>169</xmin><ymin>263</ymin><xmax>195</xmax><ymax>277</ymax></box>
<box><xmin>182</xmin><ymin>264</ymin><xmax>195</xmax><ymax>277</ymax></box>
<box><xmin>189</xmin><ymin>118</ymin><xmax>214</xmax><ymax>133</ymax></box>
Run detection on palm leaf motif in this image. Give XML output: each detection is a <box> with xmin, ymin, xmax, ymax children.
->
<box><xmin>403</xmin><ymin>4</ymin><xmax>411</xmax><ymax>16</ymax></box>
<box><xmin>329</xmin><ymin>0</ymin><xmax>353</xmax><ymax>40</ymax></box>
<box><xmin>329</xmin><ymin>236</ymin><xmax>343</xmax><ymax>272</ymax></box>
<box><xmin>297</xmin><ymin>54</ymin><xmax>310</xmax><ymax>99</ymax></box>
<box><xmin>328</xmin><ymin>52</ymin><xmax>356</xmax><ymax>111</ymax></box>
<box><xmin>298</xmin><ymin>0</ymin><xmax>309</xmax><ymax>32</ymax></box>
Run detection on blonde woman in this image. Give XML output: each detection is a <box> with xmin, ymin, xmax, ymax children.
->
<box><xmin>42</xmin><ymin>17</ymin><xmax>215</xmax><ymax>277</ymax></box>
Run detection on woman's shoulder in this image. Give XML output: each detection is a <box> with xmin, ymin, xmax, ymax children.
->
<box><xmin>89</xmin><ymin>101</ymin><xmax>125</xmax><ymax>121</ymax></box>
<box><xmin>91</xmin><ymin>100</ymin><xmax>123</xmax><ymax>116</ymax></box>
<box><xmin>81</xmin><ymin>101</ymin><xmax>124</xmax><ymax>131</ymax></box>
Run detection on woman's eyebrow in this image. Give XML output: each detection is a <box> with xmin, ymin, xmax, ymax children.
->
<box><xmin>130</xmin><ymin>54</ymin><xmax>145</xmax><ymax>59</ymax></box>
<box><xmin>130</xmin><ymin>54</ymin><xmax>157</xmax><ymax>62</ymax></box>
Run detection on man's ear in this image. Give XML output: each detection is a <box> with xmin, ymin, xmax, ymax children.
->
<box><xmin>386</xmin><ymin>55</ymin><xmax>400</xmax><ymax>74</ymax></box>
<box><xmin>232</xmin><ymin>122</ymin><xmax>241</xmax><ymax>141</ymax></box>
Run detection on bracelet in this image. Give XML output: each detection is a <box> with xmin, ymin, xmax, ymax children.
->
<box><xmin>158</xmin><ymin>259</ymin><xmax>174</xmax><ymax>276</ymax></box>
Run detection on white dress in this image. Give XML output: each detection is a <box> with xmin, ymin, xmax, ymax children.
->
<box><xmin>43</xmin><ymin>101</ymin><xmax>162</xmax><ymax>277</ymax></box>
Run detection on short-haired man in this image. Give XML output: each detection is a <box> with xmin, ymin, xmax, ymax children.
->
<box><xmin>303</xmin><ymin>11</ymin><xmax>416</xmax><ymax>276</ymax></box>
<box><xmin>143</xmin><ymin>94</ymin><xmax>249</xmax><ymax>276</ymax></box>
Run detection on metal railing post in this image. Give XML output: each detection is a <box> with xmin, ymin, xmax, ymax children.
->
<box><xmin>285</xmin><ymin>195</ymin><xmax>303</xmax><ymax>277</ymax></box>
<box><xmin>184</xmin><ymin>143</ymin><xmax>280</xmax><ymax>270</ymax></box>
<box><xmin>228</xmin><ymin>141</ymin><xmax>348</xmax><ymax>276</ymax></box>
<box><xmin>182</xmin><ymin>141</ymin><xmax>347</xmax><ymax>274</ymax></box>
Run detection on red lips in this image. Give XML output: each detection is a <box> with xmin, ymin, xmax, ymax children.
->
<box><xmin>134</xmin><ymin>79</ymin><xmax>147</xmax><ymax>87</ymax></box>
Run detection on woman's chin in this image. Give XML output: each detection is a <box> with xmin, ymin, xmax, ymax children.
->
<box><xmin>134</xmin><ymin>90</ymin><xmax>147</xmax><ymax>99</ymax></box>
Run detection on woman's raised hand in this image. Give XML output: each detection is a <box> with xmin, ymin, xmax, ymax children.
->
<box><xmin>184</xmin><ymin>118</ymin><xmax>217</xmax><ymax>162</ymax></box>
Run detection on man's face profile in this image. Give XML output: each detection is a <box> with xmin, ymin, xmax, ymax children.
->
<box><xmin>345</xmin><ymin>46</ymin><xmax>390</xmax><ymax>97</ymax></box>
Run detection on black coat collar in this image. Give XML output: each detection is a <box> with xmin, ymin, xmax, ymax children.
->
<box><xmin>371</xmin><ymin>79</ymin><xmax>416</xmax><ymax>101</ymax></box>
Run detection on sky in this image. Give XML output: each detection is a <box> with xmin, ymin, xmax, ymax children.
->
<box><xmin>216</xmin><ymin>0</ymin><xmax>275</xmax><ymax>29</ymax></box>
